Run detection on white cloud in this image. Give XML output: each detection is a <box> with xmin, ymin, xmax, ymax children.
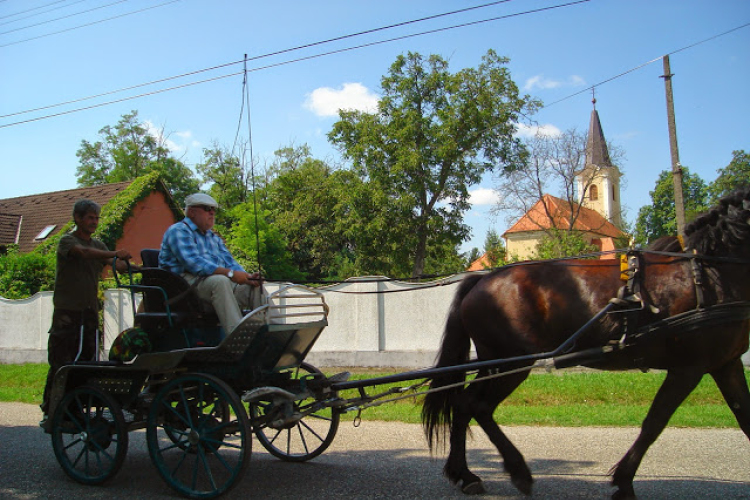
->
<box><xmin>469</xmin><ymin>187</ymin><xmax>500</xmax><ymax>207</ymax></box>
<box><xmin>523</xmin><ymin>74</ymin><xmax>586</xmax><ymax>91</ymax></box>
<box><xmin>304</xmin><ymin>82</ymin><xmax>379</xmax><ymax>117</ymax></box>
<box><xmin>514</xmin><ymin>122</ymin><xmax>561</xmax><ymax>139</ymax></box>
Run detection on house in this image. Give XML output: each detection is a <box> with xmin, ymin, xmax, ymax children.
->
<box><xmin>0</xmin><ymin>172</ymin><xmax>182</xmax><ymax>263</ymax></box>
<box><xmin>502</xmin><ymin>101</ymin><xmax>625</xmax><ymax>261</ymax></box>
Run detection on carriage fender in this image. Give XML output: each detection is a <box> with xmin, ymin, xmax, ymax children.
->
<box><xmin>242</xmin><ymin>386</ymin><xmax>298</xmax><ymax>403</ymax></box>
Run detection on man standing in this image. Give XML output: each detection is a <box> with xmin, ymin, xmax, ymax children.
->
<box><xmin>158</xmin><ymin>193</ymin><xmax>263</xmax><ymax>336</ymax></box>
<box><xmin>40</xmin><ymin>199</ymin><xmax>133</xmax><ymax>426</ymax></box>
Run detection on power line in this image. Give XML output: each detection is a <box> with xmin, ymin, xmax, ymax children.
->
<box><xmin>0</xmin><ymin>0</ymin><xmax>89</xmax><ymax>27</ymax></box>
<box><xmin>0</xmin><ymin>0</ymin><xmax>590</xmax><ymax>127</ymax></box>
<box><xmin>0</xmin><ymin>0</ymin><xmax>183</xmax><ymax>48</ymax></box>
<box><xmin>0</xmin><ymin>0</ymin><xmax>526</xmax><ymax>118</ymax></box>
<box><xmin>541</xmin><ymin>21</ymin><xmax>750</xmax><ymax>109</ymax></box>
<box><xmin>0</xmin><ymin>0</ymin><xmax>131</xmax><ymax>35</ymax></box>
<box><xmin>0</xmin><ymin>0</ymin><xmax>69</xmax><ymax>21</ymax></box>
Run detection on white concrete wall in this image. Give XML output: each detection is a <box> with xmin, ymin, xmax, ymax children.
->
<box><xmin>2</xmin><ymin>278</ymin><xmax>749</xmax><ymax>368</ymax></box>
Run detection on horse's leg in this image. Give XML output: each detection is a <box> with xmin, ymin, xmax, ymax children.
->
<box><xmin>710</xmin><ymin>358</ymin><xmax>750</xmax><ymax>438</ymax></box>
<box><xmin>611</xmin><ymin>368</ymin><xmax>703</xmax><ymax>500</ymax></box>
<box><xmin>472</xmin><ymin>371</ymin><xmax>533</xmax><ymax>495</ymax></box>
<box><xmin>444</xmin><ymin>390</ymin><xmax>484</xmax><ymax>494</ymax></box>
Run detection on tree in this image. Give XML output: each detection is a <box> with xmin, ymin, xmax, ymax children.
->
<box><xmin>634</xmin><ymin>167</ymin><xmax>707</xmax><ymax>245</ymax></box>
<box><xmin>223</xmin><ymin>203</ymin><xmax>305</xmax><ymax>282</ymax></box>
<box><xmin>329</xmin><ymin>50</ymin><xmax>538</xmax><ymax>277</ymax></box>
<box><xmin>76</xmin><ymin>110</ymin><xmax>199</xmax><ymax>206</ymax></box>
<box><xmin>707</xmin><ymin>150</ymin><xmax>750</xmax><ymax>204</ymax></box>
<box><xmin>265</xmin><ymin>145</ymin><xmax>360</xmax><ymax>281</ymax></box>
<box><xmin>483</xmin><ymin>229</ymin><xmax>506</xmax><ymax>267</ymax></box>
<box><xmin>196</xmin><ymin>142</ymin><xmax>252</xmax><ymax>227</ymax></box>
<box><xmin>534</xmin><ymin>229</ymin><xmax>597</xmax><ymax>260</ymax></box>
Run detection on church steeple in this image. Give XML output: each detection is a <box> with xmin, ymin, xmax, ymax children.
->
<box><xmin>576</xmin><ymin>95</ymin><xmax>623</xmax><ymax>228</ymax></box>
<box><xmin>586</xmin><ymin>95</ymin><xmax>612</xmax><ymax>168</ymax></box>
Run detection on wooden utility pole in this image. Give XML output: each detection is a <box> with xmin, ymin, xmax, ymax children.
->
<box><xmin>661</xmin><ymin>55</ymin><xmax>686</xmax><ymax>237</ymax></box>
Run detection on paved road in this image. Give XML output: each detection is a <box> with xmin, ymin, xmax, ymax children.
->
<box><xmin>1</xmin><ymin>402</ymin><xmax>748</xmax><ymax>499</ymax></box>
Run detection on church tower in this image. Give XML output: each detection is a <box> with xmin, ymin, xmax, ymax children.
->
<box><xmin>575</xmin><ymin>97</ymin><xmax>623</xmax><ymax>228</ymax></box>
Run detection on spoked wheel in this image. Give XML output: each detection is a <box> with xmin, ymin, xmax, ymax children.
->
<box><xmin>147</xmin><ymin>373</ymin><xmax>250</xmax><ymax>499</ymax></box>
<box><xmin>251</xmin><ymin>362</ymin><xmax>340</xmax><ymax>462</ymax></box>
<box><xmin>50</xmin><ymin>385</ymin><xmax>128</xmax><ymax>485</ymax></box>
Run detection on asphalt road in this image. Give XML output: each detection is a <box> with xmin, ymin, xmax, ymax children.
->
<box><xmin>1</xmin><ymin>402</ymin><xmax>748</xmax><ymax>500</ymax></box>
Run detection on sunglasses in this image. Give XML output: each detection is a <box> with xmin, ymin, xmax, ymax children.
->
<box><xmin>193</xmin><ymin>205</ymin><xmax>217</xmax><ymax>213</ymax></box>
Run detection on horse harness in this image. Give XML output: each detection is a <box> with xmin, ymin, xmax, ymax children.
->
<box><xmin>608</xmin><ymin>247</ymin><xmax>750</xmax><ymax>347</ymax></box>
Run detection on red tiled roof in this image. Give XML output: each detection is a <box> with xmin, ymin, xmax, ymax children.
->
<box><xmin>0</xmin><ymin>182</ymin><xmax>131</xmax><ymax>253</ymax></box>
<box><xmin>467</xmin><ymin>252</ymin><xmax>491</xmax><ymax>271</ymax></box>
<box><xmin>503</xmin><ymin>194</ymin><xmax>623</xmax><ymax>238</ymax></box>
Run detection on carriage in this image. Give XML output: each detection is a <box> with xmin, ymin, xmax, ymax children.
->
<box><xmin>44</xmin><ymin>188</ymin><xmax>750</xmax><ymax>500</ymax></box>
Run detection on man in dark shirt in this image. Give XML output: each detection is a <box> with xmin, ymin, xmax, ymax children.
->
<box><xmin>40</xmin><ymin>199</ymin><xmax>133</xmax><ymax>427</ymax></box>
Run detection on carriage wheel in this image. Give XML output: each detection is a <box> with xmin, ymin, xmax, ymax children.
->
<box><xmin>50</xmin><ymin>385</ymin><xmax>128</xmax><ymax>485</ymax></box>
<box><xmin>147</xmin><ymin>373</ymin><xmax>250</xmax><ymax>499</ymax></box>
<box><xmin>252</xmin><ymin>362</ymin><xmax>340</xmax><ymax>462</ymax></box>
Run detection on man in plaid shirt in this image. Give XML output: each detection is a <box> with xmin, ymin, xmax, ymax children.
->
<box><xmin>159</xmin><ymin>193</ymin><xmax>263</xmax><ymax>335</ymax></box>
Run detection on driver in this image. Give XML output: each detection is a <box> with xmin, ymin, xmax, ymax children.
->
<box><xmin>158</xmin><ymin>193</ymin><xmax>264</xmax><ymax>336</ymax></box>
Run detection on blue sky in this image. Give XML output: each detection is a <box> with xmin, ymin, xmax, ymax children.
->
<box><xmin>1</xmin><ymin>0</ymin><xmax>748</xmax><ymax>253</ymax></box>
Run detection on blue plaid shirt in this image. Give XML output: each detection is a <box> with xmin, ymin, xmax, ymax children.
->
<box><xmin>159</xmin><ymin>218</ymin><xmax>244</xmax><ymax>276</ymax></box>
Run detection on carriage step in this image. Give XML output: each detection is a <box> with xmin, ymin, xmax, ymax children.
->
<box><xmin>327</xmin><ymin>371</ymin><xmax>351</xmax><ymax>383</ymax></box>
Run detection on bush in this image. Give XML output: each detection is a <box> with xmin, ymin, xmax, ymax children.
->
<box><xmin>0</xmin><ymin>246</ymin><xmax>56</xmax><ymax>299</ymax></box>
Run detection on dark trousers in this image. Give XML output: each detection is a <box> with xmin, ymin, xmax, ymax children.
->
<box><xmin>40</xmin><ymin>309</ymin><xmax>98</xmax><ymax>415</ymax></box>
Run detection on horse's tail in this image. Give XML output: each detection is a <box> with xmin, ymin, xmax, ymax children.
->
<box><xmin>422</xmin><ymin>273</ymin><xmax>483</xmax><ymax>451</ymax></box>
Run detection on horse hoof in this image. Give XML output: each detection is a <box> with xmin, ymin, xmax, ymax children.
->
<box><xmin>461</xmin><ymin>480</ymin><xmax>486</xmax><ymax>495</ymax></box>
<box><xmin>511</xmin><ymin>475</ymin><xmax>533</xmax><ymax>496</ymax></box>
<box><xmin>612</xmin><ymin>488</ymin><xmax>637</xmax><ymax>500</ymax></box>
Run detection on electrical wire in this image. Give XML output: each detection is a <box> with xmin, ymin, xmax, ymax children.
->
<box><xmin>1</xmin><ymin>0</ymin><xmax>93</xmax><ymax>28</ymax></box>
<box><xmin>0</xmin><ymin>0</ymin><xmax>527</xmax><ymax>119</ymax></box>
<box><xmin>0</xmin><ymin>0</ymin><xmax>69</xmax><ymax>21</ymax></box>
<box><xmin>0</xmin><ymin>0</ymin><xmax>183</xmax><ymax>48</ymax></box>
<box><xmin>541</xmin><ymin>21</ymin><xmax>750</xmax><ymax>110</ymax></box>
<box><xmin>0</xmin><ymin>0</ymin><xmax>590</xmax><ymax>128</ymax></box>
<box><xmin>0</xmin><ymin>0</ymin><xmax>130</xmax><ymax>35</ymax></box>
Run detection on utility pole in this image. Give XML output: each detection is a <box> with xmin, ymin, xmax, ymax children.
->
<box><xmin>661</xmin><ymin>55</ymin><xmax>686</xmax><ymax>237</ymax></box>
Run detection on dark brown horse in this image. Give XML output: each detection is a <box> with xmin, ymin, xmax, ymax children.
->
<box><xmin>423</xmin><ymin>187</ymin><xmax>750</xmax><ymax>500</ymax></box>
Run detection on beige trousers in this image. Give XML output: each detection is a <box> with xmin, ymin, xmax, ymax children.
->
<box><xmin>182</xmin><ymin>273</ymin><xmax>264</xmax><ymax>335</ymax></box>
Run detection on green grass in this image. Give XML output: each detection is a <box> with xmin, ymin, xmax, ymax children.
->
<box><xmin>2</xmin><ymin>364</ymin><xmax>748</xmax><ymax>428</ymax></box>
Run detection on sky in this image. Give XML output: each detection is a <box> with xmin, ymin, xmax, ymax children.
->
<box><xmin>1</xmin><ymin>0</ymin><xmax>748</xmax><ymax>254</ymax></box>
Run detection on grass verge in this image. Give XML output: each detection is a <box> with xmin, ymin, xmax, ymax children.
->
<box><xmin>2</xmin><ymin>364</ymin><xmax>747</xmax><ymax>428</ymax></box>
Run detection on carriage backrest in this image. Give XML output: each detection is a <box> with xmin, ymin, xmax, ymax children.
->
<box><xmin>137</xmin><ymin>248</ymin><xmax>202</xmax><ymax>313</ymax></box>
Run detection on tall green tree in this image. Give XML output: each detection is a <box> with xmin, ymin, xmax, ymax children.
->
<box><xmin>634</xmin><ymin>167</ymin><xmax>708</xmax><ymax>245</ymax></box>
<box><xmin>266</xmin><ymin>145</ymin><xmax>359</xmax><ymax>280</ymax></box>
<box><xmin>329</xmin><ymin>50</ymin><xmax>539</xmax><ymax>277</ymax></box>
<box><xmin>76</xmin><ymin>110</ymin><xmax>199</xmax><ymax>206</ymax></box>
<box><xmin>707</xmin><ymin>150</ymin><xmax>750</xmax><ymax>204</ymax></box>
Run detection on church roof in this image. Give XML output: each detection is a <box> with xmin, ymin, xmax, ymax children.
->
<box><xmin>586</xmin><ymin>107</ymin><xmax>612</xmax><ymax>167</ymax></box>
<box><xmin>502</xmin><ymin>194</ymin><xmax>624</xmax><ymax>238</ymax></box>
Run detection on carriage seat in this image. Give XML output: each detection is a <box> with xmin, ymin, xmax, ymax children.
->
<box><xmin>135</xmin><ymin>249</ymin><xmax>219</xmax><ymax>334</ymax></box>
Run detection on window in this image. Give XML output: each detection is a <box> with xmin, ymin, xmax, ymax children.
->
<box><xmin>589</xmin><ymin>185</ymin><xmax>599</xmax><ymax>201</ymax></box>
<box><xmin>34</xmin><ymin>224</ymin><xmax>57</xmax><ymax>241</ymax></box>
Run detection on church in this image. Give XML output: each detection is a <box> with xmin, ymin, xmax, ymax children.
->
<box><xmin>501</xmin><ymin>101</ymin><xmax>626</xmax><ymax>262</ymax></box>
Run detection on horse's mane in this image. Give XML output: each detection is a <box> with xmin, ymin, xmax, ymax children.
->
<box><xmin>683</xmin><ymin>185</ymin><xmax>750</xmax><ymax>256</ymax></box>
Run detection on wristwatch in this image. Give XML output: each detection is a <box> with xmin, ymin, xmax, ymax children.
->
<box><xmin>227</xmin><ymin>270</ymin><xmax>234</xmax><ymax>279</ymax></box>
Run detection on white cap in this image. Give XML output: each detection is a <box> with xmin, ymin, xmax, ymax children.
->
<box><xmin>185</xmin><ymin>193</ymin><xmax>219</xmax><ymax>210</ymax></box>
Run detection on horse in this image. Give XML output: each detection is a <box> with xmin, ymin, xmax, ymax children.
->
<box><xmin>422</xmin><ymin>187</ymin><xmax>750</xmax><ymax>500</ymax></box>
